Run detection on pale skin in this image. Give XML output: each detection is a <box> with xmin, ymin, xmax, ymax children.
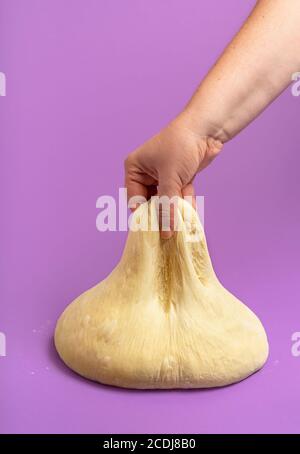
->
<box><xmin>125</xmin><ymin>0</ymin><xmax>300</xmax><ymax>238</ymax></box>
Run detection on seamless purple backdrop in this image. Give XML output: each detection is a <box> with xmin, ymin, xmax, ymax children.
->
<box><xmin>1</xmin><ymin>0</ymin><xmax>300</xmax><ymax>434</ymax></box>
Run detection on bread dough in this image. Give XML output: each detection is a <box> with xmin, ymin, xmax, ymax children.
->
<box><xmin>55</xmin><ymin>198</ymin><xmax>268</xmax><ymax>389</ymax></box>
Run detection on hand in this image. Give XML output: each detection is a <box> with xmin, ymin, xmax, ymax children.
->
<box><xmin>125</xmin><ymin>114</ymin><xmax>223</xmax><ymax>238</ymax></box>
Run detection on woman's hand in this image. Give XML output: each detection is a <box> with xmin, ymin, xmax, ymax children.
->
<box><xmin>125</xmin><ymin>114</ymin><xmax>223</xmax><ymax>238</ymax></box>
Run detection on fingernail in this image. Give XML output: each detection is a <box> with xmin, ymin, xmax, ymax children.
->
<box><xmin>160</xmin><ymin>230</ymin><xmax>173</xmax><ymax>240</ymax></box>
<box><xmin>130</xmin><ymin>203</ymin><xmax>139</xmax><ymax>211</ymax></box>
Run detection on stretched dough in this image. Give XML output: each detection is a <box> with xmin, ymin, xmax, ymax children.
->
<box><xmin>55</xmin><ymin>198</ymin><xmax>268</xmax><ymax>389</ymax></box>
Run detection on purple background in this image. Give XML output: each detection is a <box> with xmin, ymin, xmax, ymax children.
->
<box><xmin>1</xmin><ymin>0</ymin><xmax>300</xmax><ymax>434</ymax></box>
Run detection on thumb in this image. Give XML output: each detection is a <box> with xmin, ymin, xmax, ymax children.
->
<box><xmin>157</xmin><ymin>171</ymin><xmax>182</xmax><ymax>239</ymax></box>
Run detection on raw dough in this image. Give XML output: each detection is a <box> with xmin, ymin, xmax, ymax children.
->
<box><xmin>55</xmin><ymin>198</ymin><xmax>268</xmax><ymax>389</ymax></box>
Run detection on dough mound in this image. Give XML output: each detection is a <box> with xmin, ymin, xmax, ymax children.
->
<box><xmin>55</xmin><ymin>199</ymin><xmax>268</xmax><ymax>389</ymax></box>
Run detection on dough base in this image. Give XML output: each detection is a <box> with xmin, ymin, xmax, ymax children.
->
<box><xmin>55</xmin><ymin>199</ymin><xmax>268</xmax><ymax>389</ymax></box>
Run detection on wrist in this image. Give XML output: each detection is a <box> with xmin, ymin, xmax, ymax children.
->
<box><xmin>175</xmin><ymin>107</ymin><xmax>230</xmax><ymax>145</ymax></box>
<box><xmin>172</xmin><ymin>108</ymin><xmax>227</xmax><ymax>155</ymax></box>
<box><xmin>169</xmin><ymin>111</ymin><xmax>224</xmax><ymax>161</ymax></box>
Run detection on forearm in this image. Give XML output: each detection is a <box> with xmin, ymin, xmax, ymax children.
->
<box><xmin>181</xmin><ymin>0</ymin><xmax>300</xmax><ymax>143</ymax></box>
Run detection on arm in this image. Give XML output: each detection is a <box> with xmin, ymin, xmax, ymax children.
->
<box><xmin>125</xmin><ymin>0</ymin><xmax>300</xmax><ymax>237</ymax></box>
<box><xmin>182</xmin><ymin>0</ymin><xmax>300</xmax><ymax>142</ymax></box>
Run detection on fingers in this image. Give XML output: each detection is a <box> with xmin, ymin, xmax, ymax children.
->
<box><xmin>182</xmin><ymin>182</ymin><xmax>196</xmax><ymax>209</ymax></box>
<box><xmin>157</xmin><ymin>182</ymin><xmax>196</xmax><ymax>240</ymax></box>
<box><xmin>125</xmin><ymin>154</ymin><xmax>152</xmax><ymax>211</ymax></box>
<box><xmin>125</xmin><ymin>154</ymin><xmax>194</xmax><ymax>240</ymax></box>
<box><xmin>125</xmin><ymin>150</ymin><xmax>197</xmax><ymax>240</ymax></box>
<box><xmin>126</xmin><ymin>178</ymin><xmax>148</xmax><ymax>211</ymax></box>
<box><xmin>157</xmin><ymin>171</ymin><xmax>182</xmax><ymax>240</ymax></box>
